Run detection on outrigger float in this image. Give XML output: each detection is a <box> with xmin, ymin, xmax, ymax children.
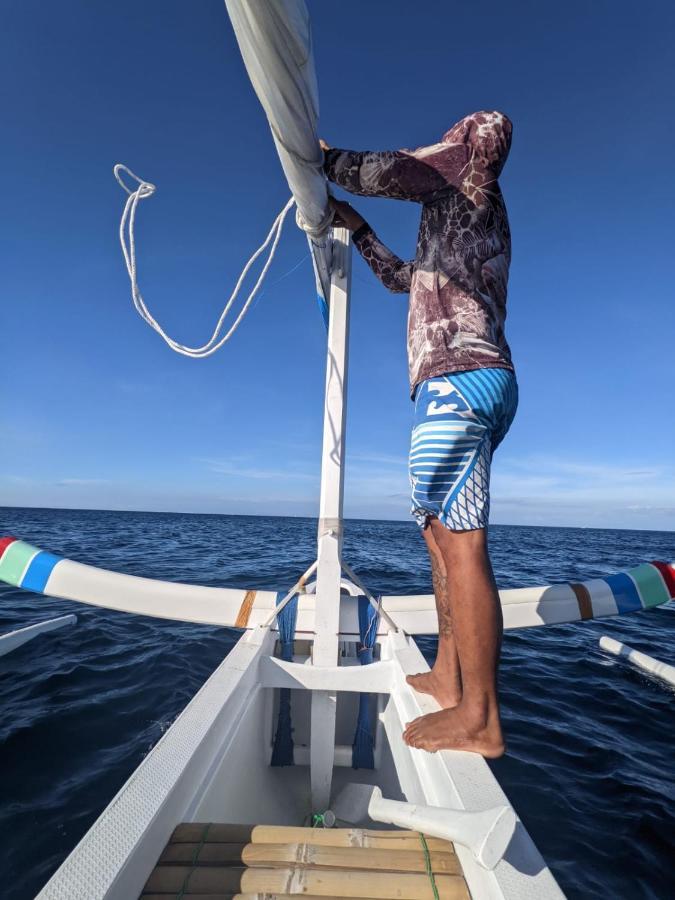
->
<box><xmin>3</xmin><ymin>3</ymin><xmax>674</xmax><ymax>899</ymax></box>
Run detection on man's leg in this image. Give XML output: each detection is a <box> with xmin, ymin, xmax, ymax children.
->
<box><xmin>406</xmin><ymin>521</ymin><xmax>462</xmax><ymax>708</ymax></box>
<box><xmin>403</xmin><ymin>523</ymin><xmax>505</xmax><ymax>758</ymax></box>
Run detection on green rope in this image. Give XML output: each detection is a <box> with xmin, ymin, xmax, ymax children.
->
<box><xmin>312</xmin><ymin>813</ymin><xmax>325</xmax><ymax>827</ymax></box>
<box><xmin>176</xmin><ymin>823</ymin><xmax>210</xmax><ymax>899</ymax></box>
<box><xmin>418</xmin><ymin>832</ymin><xmax>440</xmax><ymax>900</ymax></box>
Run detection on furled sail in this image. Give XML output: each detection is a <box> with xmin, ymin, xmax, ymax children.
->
<box><xmin>225</xmin><ymin>0</ymin><xmax>333</xmax><ymax>304</ymax></box>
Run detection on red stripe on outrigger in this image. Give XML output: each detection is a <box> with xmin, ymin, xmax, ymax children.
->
<box><xmin>650</xmin><ymin>561</ymin><xmax>675</xmax><ymax>598</ymax></box>
<box><xmin>0</xmin><ymin>536</ymin><xmax>18</xmax><ymax>560</ymax></box>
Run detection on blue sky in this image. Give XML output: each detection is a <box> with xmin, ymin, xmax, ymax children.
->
<box><xmin>2</xmin><ymin>0</ymin><xmax>674</xmax><ymax>530</ymax></box>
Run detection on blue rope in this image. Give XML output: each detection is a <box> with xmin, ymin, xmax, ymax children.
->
<box><xmin>316</xmin><ymin>291</ymin><xmax>329</xmax><ymax>330</ymax></box>
<box><xmin>352</xmin><ymin>594</ymin><xmax>379</xmax><ymax>769</ymax></box>
<box><xmin>271</xmin><ymin>593</ymin><xmax>298</xmax><ymax>766</ymax></box>
<box><xmin>309</xmin><ymin>237</ymin><xmax>329</xmax><ymax>330</ymax></box>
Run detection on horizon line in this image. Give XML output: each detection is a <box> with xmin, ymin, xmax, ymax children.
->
<box><xmin>1</xmin><ymin>503</ymin><xmax>673</xmax><ymax>535</ymax></box>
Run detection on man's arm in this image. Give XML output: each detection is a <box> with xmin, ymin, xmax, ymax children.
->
<box><xmin>353</xmin><ymin>226</ymin><xmax>413</xmax><ymax>294</ymax></box>
<box><xmin>321</xmin><ymin>111</ymin><xmax>512</xmax><ymax>202</ymax></box>
<box><xmin>322</xmin><ymin>141</ymin><xmax>451</xmax><ymax>203</ymax></box>
<box><xmin>330</xmin><ymin>198</ymin><xmax>412</xmax><ymax>294</ymax></box>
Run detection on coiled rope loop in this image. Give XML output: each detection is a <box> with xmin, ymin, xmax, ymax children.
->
<box><xmin>113</xmin><ymin>163</ymin><xmax>295</xmax><ymax>358</ymax></box>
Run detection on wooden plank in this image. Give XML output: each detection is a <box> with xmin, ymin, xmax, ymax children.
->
<box><xmin>160</xmin><ymin>840</ymin><xmax>458</xmax><ymax>873</ymax></box>
<box><xmin>142</xmin><ymin>894</ymin><xmax>375</xmax><ymax>900</ymax></box>
<box><xmin>142</xmin><ymin>865</ymin><xmax>246</xmax><ymax>894</ymax></box>
<box><xmin>144</xmin><ymin>892</ymin><xmax>374</xmax><ymax>900</ymax></box>
<box><xmin>239</xmin><ymin>866</ymin><xmax>469</xmax><ymax>899</ymax></box>
<box><xmin>142</xmin><ymin>895</ymin><xmax>235</xmax><ymax>899</ymax></box>
<box><xmin>248</xmin><ymin>826</ymin><xmax>452</xmax><ymax>852</ymax></box>
<box><xmin>148</xmin><ymin>824</ymin><xmax>468</xmax><ymax>900</ymax></box>
<box><xmin>235</xmin><ymin>895</ymin><xmax>377</xmax><ymax>900</ymax></box>
<box><xmin>141</xmin><ymin>895</ymin><xmax>235</xmax><ymax>899</ymax></box>
<box><xmin>171</xmin><ymin>824</ymin><xmax>254</xmax><ymax>844</ymax></box>
<box><xmin>141</xmin><ymin>895</ymin><xmax>371</xmax><ymax>900</ymax></box>
<box><xmin>142</xmin><ymin>894</ymin><xmax>376</xmax><ymax>900</ymax></box>
<box><xmin>170</xmin><ymin>824</ymin><xmax>452</xmax><ymax>852</ymax></box>
<box><xmin>234</xmin><ymin>591</ymin><xmax>257</xmax><ymax>628</ymax></box>
<box><xmin>159</xmin><ymin>842</ymin><xmax>246</xmax><ymax>866</ymax></box>
<box><xmin>241</xmin><ymin>843</ymin><xmax>461</xmax><ymax>875</ymax></box>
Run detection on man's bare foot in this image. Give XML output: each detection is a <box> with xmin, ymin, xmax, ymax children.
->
<box><xmin>406</xmin><ymin>671</ymin><xmax>462</xmax><ymax>709</ymax></box>
<box><xmin>402</xmin><ymin>704</ymin><xmax>505</xmax><ymax>758</ymax></box>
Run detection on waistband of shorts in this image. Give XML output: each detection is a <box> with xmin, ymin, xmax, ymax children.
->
<box><xmin>412</xmin><ymin>365</ymin><xmax>517</xmax><ymax>401</ymax></box>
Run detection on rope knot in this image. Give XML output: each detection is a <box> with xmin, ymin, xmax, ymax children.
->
<box><xmin>113</xmin><ymin>164</ymin><xmax>156</xmax><ymax>198</ymax></box>
<box><xmin>295</xmin><ymin>204</ymin><xmax>334</xmax><ymax>240</ymax></box>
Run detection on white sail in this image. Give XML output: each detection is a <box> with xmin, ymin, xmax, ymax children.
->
<box><xmin>225</xmin><ymin>0</ymin><xmax>333</xmax><ymax>303</ymax></box>
<box><xmin>225</xmin><ymin>0</ymin><xmax>330</xmax><ymax>240</ymax></box>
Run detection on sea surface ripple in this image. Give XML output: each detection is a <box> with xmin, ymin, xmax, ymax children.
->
<box><xmin>0</xmin><ymin>508</ymin><xmax>674</xmax><ymax>898</ymax></box>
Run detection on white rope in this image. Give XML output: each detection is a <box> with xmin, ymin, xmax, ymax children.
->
<box><xmin>295</xmin><ymin>203</ymin><xmax>334</xmax><ymax>240</ymax></box>
<box><xmin>340</xmin><ymin>560</ymin><xmax>399</xmax><ymax>633</ymax></box>
<box><xmin>259</xmin><ymin>559</ymin><xmax>319</xmax><ymax>630</ymax></box>
<box><xmin>113</xmin><ymin>164</ymin><xmax>295</xmax><ymax>358</ymax></box>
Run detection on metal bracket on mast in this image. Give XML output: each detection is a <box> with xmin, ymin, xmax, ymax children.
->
<box><xmin>310</xmin><ymin>226</ymin><xmax>351</xmax><ymax>813</ymax></box>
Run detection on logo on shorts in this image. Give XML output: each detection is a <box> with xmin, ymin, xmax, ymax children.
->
<box><xmin>425</xmin><ymin>380</ymin><xmax>474</xmax><ymax>419</ymax></box>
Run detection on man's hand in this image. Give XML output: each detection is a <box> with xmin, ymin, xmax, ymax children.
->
<box><xmin>329</xmin><ymin>197</ymin><xmax>366</xmax><ymax>232</ymax></box>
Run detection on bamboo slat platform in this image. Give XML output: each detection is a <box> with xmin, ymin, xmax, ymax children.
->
<box><xmin>140</xmin><ymin>823</ymin><xmax>471</xmax><ymax>899</ymax></box>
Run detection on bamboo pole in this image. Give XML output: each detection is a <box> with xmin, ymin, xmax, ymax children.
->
<box><xmin>241</xmin><ymin>843</ymin><xmax>461</xmax><ymax>874</ymax></box>
<box><xmin>239</xmin><ymin>866</ymin><xmax>469</xmax><ymax>899</ymax></box>
<box><xmin>169</xmin><ymin>824</ymin><xmax>451</xmax><ymax>852</ymax></box>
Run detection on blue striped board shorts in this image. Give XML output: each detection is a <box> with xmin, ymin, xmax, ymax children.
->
<box><xmin>410</xmin><ymin>368</ymin><xmax>518</xmax><ymax>531</ymax></box>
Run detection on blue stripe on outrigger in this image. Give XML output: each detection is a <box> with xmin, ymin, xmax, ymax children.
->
<box><xmin>20</xmin><ymin>551</ymin><xmax>62</xmax><ymax>593</ymax></box>
<box><xmin>603</xmin><ymin>572</ymin><xmax>643</xmax><ymax>613</ymax></box>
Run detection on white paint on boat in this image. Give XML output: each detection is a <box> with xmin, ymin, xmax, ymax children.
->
<box><xmin>14</xmin><ymin>555</ymin><xmax>672</xmax><ymax>635</ymax></box>
<box><xmin>0</xmin><ymin>614</ymin><xmax>76</xmax><ymax>657</ymax></box>
<box><xmin>311</xmin><ymin>225</ymin><xmax>352</xmax><ymax>813</ymax></box>
<box><xmin>582</xmin><ymin>579</ymin><xmax>619</xmax><ymax>617</ymax></box>
<box><xmin>45</xmin><ymin>557</ymin><xmax>280</xmax><ymax>628</ymax></box>
<box><xmin>331</xmin><ymin>783</ymin><xmax>516</xmax><ymax>871</ymax></box>
<box><xmin>36</xmin><ymin>625</ymin><xmax>275</xmax><ymax>900</ymax></box>
<box><xmin>599</xmin><ymin>636</ymin><xmax>675</xmax><ymax>688</ymax></box>
<box><xmin>36</xmin><ymin>624</ymin><xmax>564</xmax><ymax>900</ymax></box>
<box><xmin>260</xmin><ymin>654</ymin><xmax>396</xmax><ymax>692</ymax></box>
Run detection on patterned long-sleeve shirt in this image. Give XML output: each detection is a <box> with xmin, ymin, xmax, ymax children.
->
<box><xmin>323</xmin><ymin>111</ymin><xmax>514</xmax><ymax>395</ymax></box>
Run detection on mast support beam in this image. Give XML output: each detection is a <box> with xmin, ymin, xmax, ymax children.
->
<box><xmin>310</xmin><ymin>227</ymin><xmax>352</xmax><ymax>813</ymax></box>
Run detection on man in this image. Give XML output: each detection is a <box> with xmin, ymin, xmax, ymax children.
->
<box><xmin>321</xmin><ymin>111</ymin><xmax>517</xmax><ymax>757</ymax></box>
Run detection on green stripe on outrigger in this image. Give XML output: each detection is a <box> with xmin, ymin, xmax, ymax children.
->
<box><xmin>0</xmin><ymin>540</ymin><xmax>40</xmax><ymax>587</ymax></box>
<box><xmin>629</xmin><ymin>563</ymin><xmax>671</xmax><ymax>608</ymax></box>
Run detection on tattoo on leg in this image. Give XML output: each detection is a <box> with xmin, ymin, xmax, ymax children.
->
<box><xmin>430</xmin><ymin>550</ymin><xmax>452</xmax><ymax>637</ymax></box>
<box><xmin>437</xmin><ymin>604</ymin><xmax>453</xmax><ymax>637</ymax></box>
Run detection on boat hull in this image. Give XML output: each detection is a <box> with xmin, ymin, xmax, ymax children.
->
<box><xmin>36</xmin><ymin>625</ymin><xmax>564</xmax><ymax>899</ymax></box>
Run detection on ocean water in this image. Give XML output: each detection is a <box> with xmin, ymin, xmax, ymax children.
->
<box><xmin>0</xmin><ymin>507</ymin><xmax>674</xmax><ymax>899</ymax></box>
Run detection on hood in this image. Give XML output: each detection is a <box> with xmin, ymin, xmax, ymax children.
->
<box><xmin>441</xmin><ymin>110</ymin><xmax>512</xmax><ymax>173</ymax></box>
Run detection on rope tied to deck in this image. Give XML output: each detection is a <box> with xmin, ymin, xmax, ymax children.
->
<box><xmin>175</xmin><ymin>823</ymin><xmax>211</xmax><ymax>900</ymax></box>
<box><xmin>418</xmin><ymin>832</ymin><xmax>441</xmax><ymax>900</ymax></box>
